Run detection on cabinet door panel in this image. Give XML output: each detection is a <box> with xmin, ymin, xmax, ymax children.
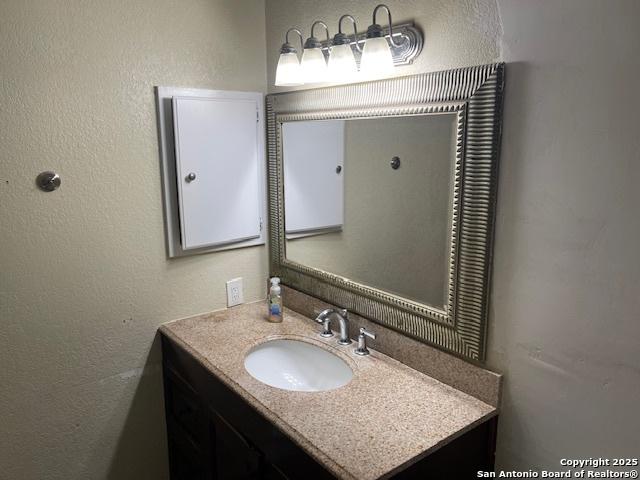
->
<box><xmin>165</xmin><ymin>369</ymin><xmax>202</xmax><ymax>444</ymax></box>
<box><xmin>166</xmin><ymin>419</ymin><xmax>208</xmax><ymax>480</ymax></box>
<box><xmin>173</xmin><ymin>96</ymin><xmax>262</xmax><ymax>250</ymax></box>
<box><xmin>261</xmin><ymin>461</ymin><xmax>289</xmax><ymax>480</ymax></box>
<box><xmin>210</xmin><ymin>410</ymin><xmax>261</xmax><ymax>480</ymax></box>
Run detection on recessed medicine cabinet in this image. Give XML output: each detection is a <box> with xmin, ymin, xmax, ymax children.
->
<box><xmin>155</xmin><ymin>87</ymin><xmax>267</xmax><ymax>258</ymax></box>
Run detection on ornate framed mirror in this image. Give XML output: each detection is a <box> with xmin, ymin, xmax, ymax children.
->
<box><xmin>266</xmin><ymin>63</ymin><xmax>504</xmax><ymax>361</ymax></box>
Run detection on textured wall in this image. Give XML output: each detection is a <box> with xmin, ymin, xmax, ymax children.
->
<box><xmin>489</xmin><ymin>0</ymin><xmax>640</xmax><ymax>470</ymax></box>
<box><xmin>0</xmin><ymin>1</ymin><xmax>267</xmax><ymax>479</ymax></box>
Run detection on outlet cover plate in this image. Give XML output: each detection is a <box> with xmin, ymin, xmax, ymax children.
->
<box><xmin>226</xmin><ymin>278</ymin><xmax>244</xmax><ymax>307</ymax></box>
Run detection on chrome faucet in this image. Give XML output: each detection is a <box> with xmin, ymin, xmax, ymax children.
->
<box><xmin>315</xmin><ymin>308</ymin><xmax>351</xmax><ymax>345</ymax></box>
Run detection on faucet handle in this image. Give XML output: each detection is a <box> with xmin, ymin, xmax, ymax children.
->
<box><xmin>354</xmin><ymin>327</ymin><xmax>376</xmax><ymax>356</ymax></box>
<box><xmin>317</xmin><ymin>316</ymin><xmax>333</xmax><ymax>337</ymax></box>
<box><xmin>361</xmin><ymin>327</ymin><xmax>375</xmax><ymax>340</ymax></box>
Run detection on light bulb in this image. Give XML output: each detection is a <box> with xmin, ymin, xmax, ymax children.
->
<box><xmin>275</xmin><ymin>51</ymin><xmax>303</xmax><ymax>86</ymax></box>
<box><xmin>327</xmin><ymin>44</ymin><xmax>358</xmax><ymax>83</ymax></box>
<box><xmin>300</xmin><ymin>47</ymin><xmax>328</xmax><ymax>84</ymax></box>
<box><xmin>360</xmin><ymin>36</ymin><xmax>394</xmax><ymax>79</ymax></box>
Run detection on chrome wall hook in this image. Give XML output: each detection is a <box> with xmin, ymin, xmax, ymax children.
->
<box><xmin>36</xmin><ymin>171</ymin><xmax>61</xmax><ymax>192</ymax></box>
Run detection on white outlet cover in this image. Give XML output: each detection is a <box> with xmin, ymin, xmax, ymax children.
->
<box><xmin>226</xmin><ymin>278</ymin><xmax>244</xmax><ymax>307</ymax></box>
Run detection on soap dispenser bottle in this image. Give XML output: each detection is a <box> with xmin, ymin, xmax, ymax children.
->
<box><xmin>268</xmin><ymin>277</ymin><xmax>283</xmax><ymax>323</ymax></box>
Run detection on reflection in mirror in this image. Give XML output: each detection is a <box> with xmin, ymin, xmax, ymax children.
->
<box><xmin>283</xmin><ymin>114</ymin><xmax>457</xmax><ymax>309</ymax></box>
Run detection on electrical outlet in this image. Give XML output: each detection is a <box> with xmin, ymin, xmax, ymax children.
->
<box><xmin>226</xmin><ymin>278</ymin><xmax>244</xmax><ymax>307</ymax></box>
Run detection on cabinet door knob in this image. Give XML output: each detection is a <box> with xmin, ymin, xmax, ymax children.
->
<box><xmin>186</xmin><ymin>172</ymin><xmax>196</xmax><ymax>182</ymax></box>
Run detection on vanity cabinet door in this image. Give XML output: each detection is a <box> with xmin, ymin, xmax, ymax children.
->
<box><xmin>210</xmin><ymin>411</ymin><xmax>262</xmax><ymax>479</ymax></box>
<box><xmin>209</xmin><ymin>410</ymin><xmax>292</xmax><ymax>480</ymax></box>
<box><xmin>261</xmin><ymin>462</ymin><xmax>289</xmax><ymax>480</ymax></box>
<box><xmin>167</xmin><ymin>432</ymin><xmax>208</xmax><ymax>480</ymax></box>
<box><xmin>165</xmin><ymin>370</ymin><xmax>203</xmax><ymax>443</ymax></box>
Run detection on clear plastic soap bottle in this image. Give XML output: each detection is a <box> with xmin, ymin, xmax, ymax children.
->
<box><xmin>268</xmin><ymin>277</ymin><xmax>283</xmax><ymax>323</ymax></box>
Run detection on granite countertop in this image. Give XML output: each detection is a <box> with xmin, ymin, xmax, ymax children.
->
<box><xmin>159</xmin><ymin>301</ymin><xmax>497</xmax><ymax>480</ymax></box>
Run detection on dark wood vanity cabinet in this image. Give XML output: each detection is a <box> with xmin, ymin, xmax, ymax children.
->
<box><xmin>161</xmin><ymin>335</ymin><xmax>497</xmax><ymax>480</ymax></box>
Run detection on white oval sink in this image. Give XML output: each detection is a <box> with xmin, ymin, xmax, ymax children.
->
<box><xmin>244</xmin><ymin>339</ymin><xmax>353</xmax><ymax>392</ymax></box>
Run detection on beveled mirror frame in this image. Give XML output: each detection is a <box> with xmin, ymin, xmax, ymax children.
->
<box><xmin>266</xmin><ymin>63</ymin><xmax>504</xmax><ymax>362</ymax></box>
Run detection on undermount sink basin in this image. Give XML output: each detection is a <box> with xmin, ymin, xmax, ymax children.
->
<box><xmin>244</xmin><ymin>339</ymin><xmax>353</xmax><ymax>392</ymax></box>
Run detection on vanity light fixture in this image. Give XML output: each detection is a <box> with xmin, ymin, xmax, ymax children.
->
<box><xmin>275</xmin><ymin>28</ymin><xmax>304</xmax><ymax>87</ymax></box>
<box><xmin>327</xmin><ymin>15</ymin><xmax>362</xmax><ymax>83</ymax></box>
<box><xmin>360</xmin><ymin>4</ymin><xmax>402</xmax><ymax>78</ymax></box>
<box><xmin>300</xmin><ymin>21</ymin><xmax>330</xmax><ymax>84</ymax></box>
<box><xmin>274</xmin><ymin>5</ymin><xmax>422</xmax><ymax>87</ymax></box>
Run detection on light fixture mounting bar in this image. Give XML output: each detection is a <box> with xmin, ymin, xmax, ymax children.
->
<box><xmin>319</xmin><ymin>22</ymin><xmax>423</xmax><ymax>67</ymax></box>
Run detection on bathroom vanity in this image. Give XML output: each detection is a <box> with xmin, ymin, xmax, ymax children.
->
<box><xmin>160</xmin><ymin>302</ymin><xmax>498</xmax><ymax>480</ymax></box>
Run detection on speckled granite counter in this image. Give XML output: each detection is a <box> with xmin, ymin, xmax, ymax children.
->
<box><xmin>159</xmin><ymin>301</ymin><xmax>497</xmax><ymax>480</ymax></box>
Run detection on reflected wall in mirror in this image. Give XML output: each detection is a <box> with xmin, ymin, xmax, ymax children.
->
<box><xmin>267</xmin><ymin>64</ymin><xmax>504</xmax><ymax>361</ymax></box>
<box><xmin>283</xmin><ymin>114</ymin><xmax>457</xmax><ymax>308</ymax></box>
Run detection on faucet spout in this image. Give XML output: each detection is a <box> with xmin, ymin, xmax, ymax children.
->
<box><xmin>315</xmin><ymin>308</ymin><xmax>351</xmax><ymax>345</ymax></box>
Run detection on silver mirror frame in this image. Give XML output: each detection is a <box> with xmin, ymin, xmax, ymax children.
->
<box><xmin>266</xmin><ymin>63</ymin><xmax>504</xmax><ymax>362</ymax></box>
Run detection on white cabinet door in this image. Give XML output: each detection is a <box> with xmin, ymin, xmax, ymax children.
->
<box><xmin>283</xmin><ymin>120</ymin><xmax>344</xmax><ymax>234</ymax></box>
<box><xmin>173</xmin><ymin>96</ymin><xmax>261</xmax><ymax>250</ymax></box>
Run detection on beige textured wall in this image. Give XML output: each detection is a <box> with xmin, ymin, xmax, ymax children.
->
<box><xmin>489</xmin><ymin>0</ymin><xmax>640</xmax><ymax>469</ymax></box>
<box><xmin>286</xmin><ymin>114</ymin><xmax>455</xmax><ymax>307</ymax></box>
<box><xmin>0</xmin><ymin>1</ymin><xmax>267</xmax><ymax>479</ymax></box>
<box><xmin>266</xmin><ymin>0</ymin><xmax>640</xmax><ymax>472</ymax></box>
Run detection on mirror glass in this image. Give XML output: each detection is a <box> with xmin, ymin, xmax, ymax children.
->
<box><xmin>282</xmin><ymin>113</ymin><xmax>457</xmax><ymax>309</ymax></box>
